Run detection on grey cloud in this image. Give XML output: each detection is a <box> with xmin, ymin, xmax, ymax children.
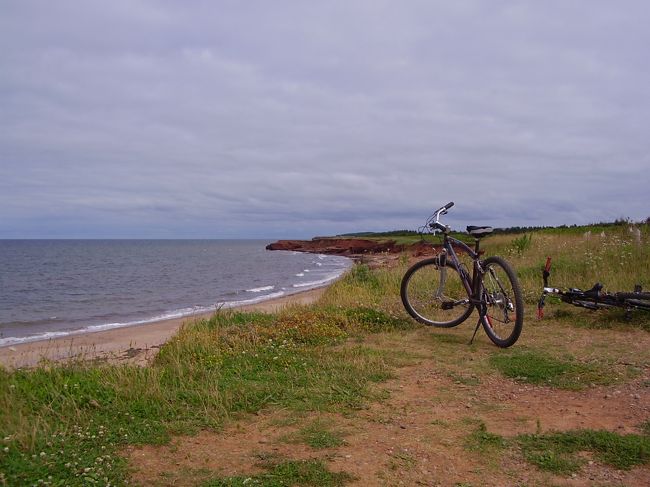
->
<box><xmin>1</xmin><ymin>1</ymin><xmax>649</xmax><ymax>238</ymax></box>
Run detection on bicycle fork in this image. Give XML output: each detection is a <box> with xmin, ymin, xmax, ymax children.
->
<box><xmin>435</xmin><ymin>251</ymin><xmax>448</xmax><ymax>299</ymax></box>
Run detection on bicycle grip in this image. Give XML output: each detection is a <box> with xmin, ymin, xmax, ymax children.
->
<box><xmin>544</xmin><ymin>257</ymin><xmax>552</xmax><ymax>272</ymax></box>
<box><xmin>444</xmin><ymin>201</ymin><xmax>454</xmax><ymax>210</ymax></box>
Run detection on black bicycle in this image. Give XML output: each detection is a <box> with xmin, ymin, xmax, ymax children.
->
<box><xmin>537</xmin><ymin>257</ymin><xmax>650</xmax><ymax>318</ymax></box>
<box><xmin>400</xmin><ymin>202</ymin><xmax>524</xmax><ymax>348</ymax></box>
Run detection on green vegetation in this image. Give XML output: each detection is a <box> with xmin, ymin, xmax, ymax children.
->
<box><xmin>337</xmin><ymin>230</ymin><xmax>474</xmax><ymax>245</ymax></box>
<box><xmin>517</xmin><ymin>429</ymin><xmax>650</xmax><ymax>474</ymax></box>
<box><xmin>510</xmin><ymin>233</ymin><xmax>533</xmax><ymax>255</ymax></box>
<box><xmin>339</xmin><ymin>220</ymin><xmax>650</xmax><ymax>308</ymax></box>
<box><xmin>489</xmin><ymin>350</ymin><xmax>618</xmax><ymax>390</ymax></box>
<box><xmin>204</xmin><ymin>459</ymin><xmax>353</xmax><ymax>486</ymax></box>
<box><xmin>464</xmin><ymin>422</ymin><xmax>506</xmax><ymax>453</ymax></box>
<box><xmin>1</xmin><ymin>222</ymin><xmax>649</xmax><ymax>484</ymax></box>
<box><xmin>282</xmin><ymin>418</ymin><xmax>347</xmax><ymax>449</ymax></box>
<box><xmin>462</xmin><ymin>422</ymin><xmax>650</xmax><ymax>475</ymax></box>
<box><xmin>0</xmin><ymin>302</ymin><xmax>411</xmax><ymax>486</ymax></box>
<box><xmin>340</xmin><ymin>217</ymin><xmax>647</xmax><ymax>239</ymax></box>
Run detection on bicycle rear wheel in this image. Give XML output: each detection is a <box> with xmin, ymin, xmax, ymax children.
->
<box><xmin>615</xmin><ymin>292</ymin><xmax>650</xmax><ymax>311</ymax></box>
<box><xmin>480</xmin><ymin>256</ymin><xmax>524</xmax><ymax>347</ymax></box>
<box><xmin>401</xmin><ymin>257</ymin><xmax>474</xmax><ymax>327</ymax></box>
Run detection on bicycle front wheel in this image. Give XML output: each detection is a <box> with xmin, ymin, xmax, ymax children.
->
<box><xmin>401</xmin><ymin>257</ymin><xmax>474</xmax><ymax>327</ymax></box>
<box><xmin>481</xmin><ymin>256</ymin><xmax>524</xmax><ymax>347</ymax></box>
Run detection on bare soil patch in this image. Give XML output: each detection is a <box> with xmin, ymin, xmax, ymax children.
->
<box><xmin>126</xmin><ymin>322</ymin><xmax>650</xmax><ymax>486</ymax></box>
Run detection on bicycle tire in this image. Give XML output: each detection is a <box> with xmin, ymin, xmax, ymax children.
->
<box><xmin>620</xmin><ymin>297</ymin><xmax>650</xmax><ymax>311</ymax></box>
<box><xmin>401</xmin><ymin>257</ymin><xmax>474</xmax><ymax>327</ymax></box>
<box><xmin>615</xmin><ymin>291</ymin><xmax>650</xmax><ymax>301</ymax></box>
<box><xmin>480</xmin><ymin>256</ymin><xmax>524</xmax><ymax>348</ymax></box>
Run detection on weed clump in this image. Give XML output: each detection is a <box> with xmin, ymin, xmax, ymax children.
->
<box><xmin>205</xmin><ymin>459</ymin><xmax>353</xmax><ymax>486</ymax></box>
<box><xmin>347</xmin><ymin>264</ymin><xmax>380</xmax><ymax>290</ymax></box>
<box><xmin>465</xmin><ymin>422</ymin><xmax>506</xmax><ymax>452</ymax></box>
<box><xmin>344</xmin><ymin>307</ymin><xmax>413</xmax><ymax>333</ymax></box>
<box><xmin>489</xmin><ymin>350</ymin><xmax>616</xmax><ymax>390</ymax></box>
<box><xmin>510</xmin><ymin>234</ymin><xmax>533</xmax><ymax>255</ymax></box>
<box><xmin>518</xmin><ymin>429</ymin><xmax>650</xmax><ymax>474</ymax></box>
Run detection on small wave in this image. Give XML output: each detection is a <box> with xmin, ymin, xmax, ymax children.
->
<box><xmin>0</xmin><ymin>330</ymin><xmax>74</xmax><ymax>347</ymax></box>
<box><xmin>0</xmin><ymin>306</ymin><xmax>219</xmax><ymax>347</ymax></box>
<box><xmin>295</xmin><ymin>273</ymin><xmax>304</xmax><ymax>277</ymax></box>
<box><xmin>246</xmin><ymin>285</ymin><xmax>275</xmax><ymax>293</ymax></box>
<box><xmin>220</xmin><ymin>290</ymin><xmax>286</xmax><ymax>308</ymax></box>
<box><xmin>0</xmin><ymin>289</ymin><xmax>292</xmax><ymax>348</ymax></box>
<box><xmin>292</xmin><ymin>274</ymin><xmax>340</xmax><ymax>289</ymax></box>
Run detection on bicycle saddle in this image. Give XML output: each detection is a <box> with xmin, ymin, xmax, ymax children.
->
<box><xmin>466</xmin><ymin>226</ymin><xmax>493</xmax><ymax>238</ymax></box>
<box><xmin>584</xmin><ymin>282</ymin><xmax>603</xmax><ymax>299</ymax></box>
<box><xmin>569</xmin><ymin>283</ymin><xmax>603</xmax><ymax>299</ymax></box>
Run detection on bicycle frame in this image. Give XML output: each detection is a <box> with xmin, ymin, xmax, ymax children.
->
<box><xmin>537</xmin><ymin>256</ymin><xmax>650</xmax><ymax>318</ymax></box>
<box><xmin>427</xmin><ymin>203</ymin><xmax>489</xmax><ymax>309</ymax></box>
<box><xmin>439</xmin><ymin>233</ymin><xmax>483</xmax><ymax>304</ymax></box>
<box><xmin>402</xmin><ymin>201</ymin><xmax>524</xmax><ymax>347</ymax></box>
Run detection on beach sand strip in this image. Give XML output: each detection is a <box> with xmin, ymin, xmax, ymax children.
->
<box><xmin>0</xmin><ymin>287</ymin><xmax>326</xmax><ymax>369</ymax></box>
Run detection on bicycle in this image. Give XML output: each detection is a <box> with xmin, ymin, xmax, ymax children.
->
<box><xmin>400</xmin><ymin>202</ymin><xmax>524</xmax><ymax>348</ymax></box>
<box><xmin>537</xmin><ymin>257</ymin><xmax>650</xmax><ymax>318</ymax></box>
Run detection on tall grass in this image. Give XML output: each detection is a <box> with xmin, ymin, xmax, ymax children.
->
<box><xmin>0</xmin><ymin>296</ymin><xmax>412</xmax><ymax>485</ymax></box>
<box><xmin>481</xmin><ymin>224</ymin><xmax>650</xmax><ymax>304</ymax></box>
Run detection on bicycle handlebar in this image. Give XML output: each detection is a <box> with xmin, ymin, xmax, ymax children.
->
<box><xmin>425</xmin><ymin>202</ymin><xmax>455</xmax><ymax>234</ymax></box>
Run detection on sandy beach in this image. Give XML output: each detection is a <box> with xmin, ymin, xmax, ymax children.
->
<box><xmin>0</xmin><ymin>287</ymin><xmax>327</xmax><ymax>370</ymax></box>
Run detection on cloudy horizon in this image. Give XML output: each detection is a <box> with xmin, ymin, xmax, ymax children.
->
<box><xmin>1</xmin><ymin>1</ymin><xmax>649</xmax><ymax>238</ymax></box>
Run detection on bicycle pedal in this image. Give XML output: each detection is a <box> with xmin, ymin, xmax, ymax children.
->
<box><xmin>441</xmin><ymin>301</ymin><xmax>455</xmax><ymax>310</ymax></box>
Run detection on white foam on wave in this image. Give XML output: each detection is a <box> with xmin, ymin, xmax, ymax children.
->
<box><xmin>0</xmin><ymin>330</ymin><xmax>75</xmax><ymax>348</ymax></box>
<box><xmin>0</xmin><ymin>290</ymin><xmax>291</xmax><ymax>348</ymax></box>
<box><xmin>246</xmin><ymin>285</ymin><xmax>275</xmax><ymax>293</ymax></box>
<box><xmin>220</xmin><ymin>290</ymin><xmax>286</xmax><ymax>308</ymax></box>
<box><xmin>292</xmin><ymin>274</ymin><xmax>340</xmax><ymax>288</ymax></box>
<box><xmin>295</xmin><ymin>273</ymin><xmax>304</xmax><ymax>277</ymax></box>
<box><xmin>0</xmin><ymin>305</ymin><xmax>219</xmax><ymax>348</ymax></box>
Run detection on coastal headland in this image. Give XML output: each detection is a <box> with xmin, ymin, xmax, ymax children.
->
<box><xmin>266</xmin><ymin>237</ymin><xmax>437</xmax><ymax>257</ymax></box>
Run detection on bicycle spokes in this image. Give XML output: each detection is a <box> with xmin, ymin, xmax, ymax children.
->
<box><xmin>484</xmin><ymin>269</ymin><xmax>515</xmax><ymax>323</ymax></box>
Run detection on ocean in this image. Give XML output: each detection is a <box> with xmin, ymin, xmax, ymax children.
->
<box><xmin>0</xmin><ymin>240</ymin><xmax>351</xmax><ymax>347</ymax></box>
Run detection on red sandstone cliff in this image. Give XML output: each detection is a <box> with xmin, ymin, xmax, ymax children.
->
<box><xmin>265</xmin><ymin>238</ymin><xmax>438</xmax><ymax>257</ymax></box>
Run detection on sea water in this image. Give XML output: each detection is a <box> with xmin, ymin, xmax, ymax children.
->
<box><xmin>0</xmin><ymin>240</ymin><xmax>351</xmax><ymax>346</ymax></box>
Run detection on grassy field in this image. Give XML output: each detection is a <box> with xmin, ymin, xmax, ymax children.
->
<box><xmin>1</xmin><ymin>223</ymin><xmax>649</xmax><ymax>486</ymax></box>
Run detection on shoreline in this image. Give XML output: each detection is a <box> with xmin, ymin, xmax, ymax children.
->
<box><xmin>0</xmin><ymin>286</ymin><xmax>328</xmax><ymax>370</ymax></box>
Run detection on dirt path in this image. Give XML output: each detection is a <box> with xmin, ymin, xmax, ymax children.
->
<box><xmin>126</xmin><ymin>323</ymin><xmax>650</xmax><ymax>486</ymax></box>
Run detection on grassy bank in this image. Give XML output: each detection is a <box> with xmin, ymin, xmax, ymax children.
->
<box><xmin>0</xmin><ymin>264</ymin><xmax>418</xmax><ymax>485</ymax></box>
<box><xmin>1</xmin><ymin>224</ymin><xmax>649</xmax><ymax>485</ymax></box>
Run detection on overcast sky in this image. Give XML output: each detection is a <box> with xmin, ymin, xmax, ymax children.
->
<box><xmin>1</xmin><ymin>1</ymin><xmax>649</xmax><ymax>238</ymax></box>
